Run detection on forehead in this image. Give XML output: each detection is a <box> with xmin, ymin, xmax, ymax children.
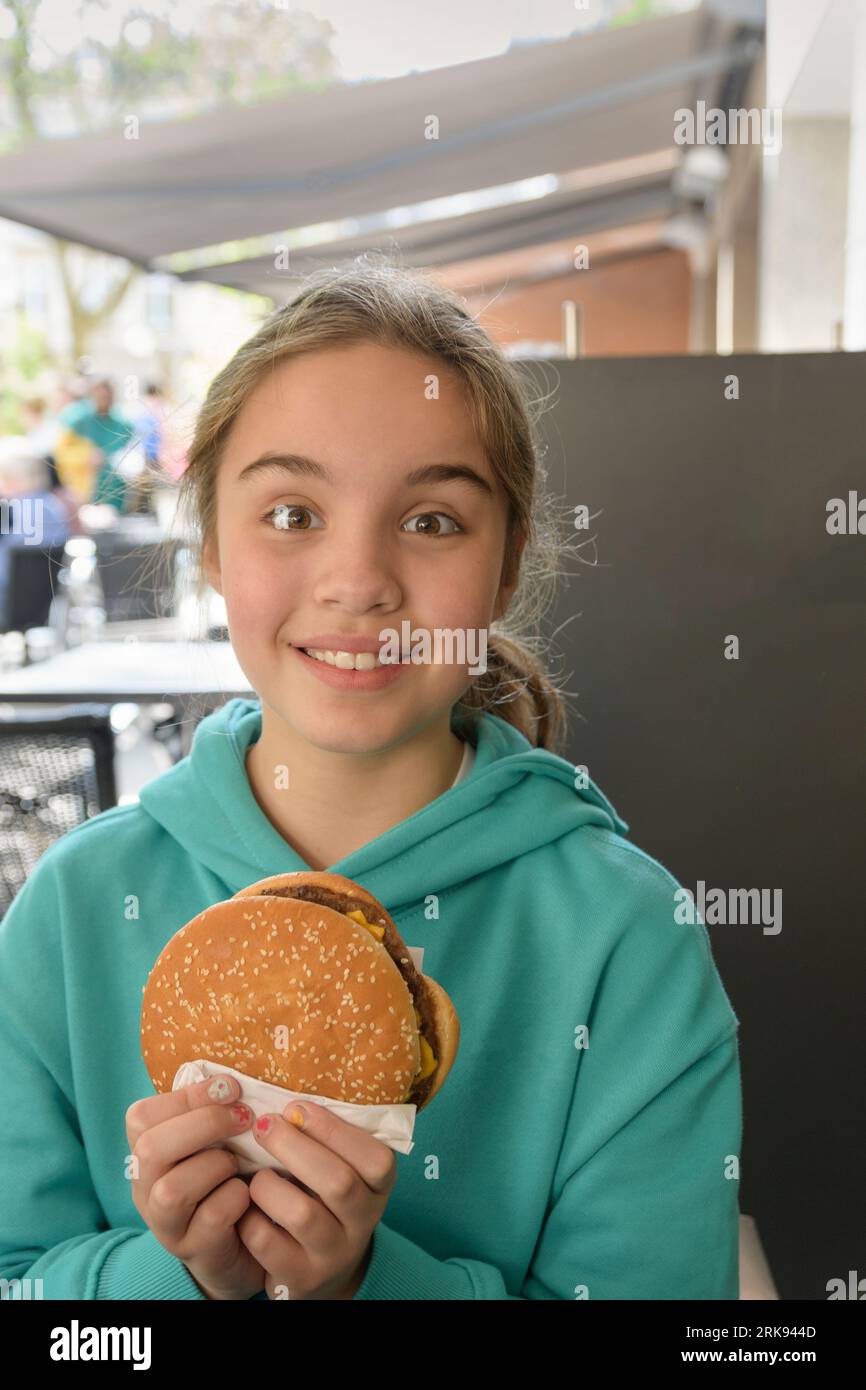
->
<box><xmin>222</xmin><ymin>341</ymin><xmax>491</xmax><ymax>477</ymax></box>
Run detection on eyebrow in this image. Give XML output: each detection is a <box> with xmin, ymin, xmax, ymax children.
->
<box><xmin>236</xmin><ymin>452</ymin><xmax>494</xmax><ymax>498</ymax></box>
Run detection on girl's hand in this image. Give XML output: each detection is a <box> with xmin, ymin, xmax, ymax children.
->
<box><xmin>237</xmin><ymin>1101</ymin><xmax>397</xmax><ymax>1300</ymax></box>
<box><xmin>126</xmin><ymin>1074</ymin><xmax>266</xmax><ymax>1301</ymax></box>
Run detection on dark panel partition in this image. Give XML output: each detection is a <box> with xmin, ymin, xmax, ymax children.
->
<box><xmin>530</xmin><ymin>350</ymin><xmax>865</xmax><ymax>1301</ymax></box>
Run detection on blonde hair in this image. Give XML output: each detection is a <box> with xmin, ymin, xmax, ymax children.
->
<box><xmin>165</xmin><ymin>257</ymin><xmax>583</xmax><ymax>753</ymax></box>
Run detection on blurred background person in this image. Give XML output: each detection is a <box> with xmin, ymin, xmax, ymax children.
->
<box><xmin>57</xmin><ymin>377</ymin><xmax>138</xmax><ymax>512</ymax></box>
<box><xmin>133</xmin><ymin>381</ymin><xmax>165</xmax><ymax>470</ymax></box>
<box><xmin>21</xmin><ymin>394</ymin><xmax>61</xmax><ymax>464</ymax></box>
<box><xmin>128</xmin><ymin>381</ymin><xmax>168</xmax><ymax>515</ymax></box>
<box><xmin>134</xmin><ymin>380</ymin><xmax>188</xmax><ymax>485</ymax></box>
<box><xmin>53</xmin><ymin>375</ymin><xmax>101</xmax><ymax>504</ymax></box>
<box><xmin>20</xmin><ymin>389</ymin><xmax>80</xmax><ymax>528</ymax></box>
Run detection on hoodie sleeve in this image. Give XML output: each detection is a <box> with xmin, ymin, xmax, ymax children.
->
<box><xmin>355</xmin><ymin>845</ymin><xmax>742</xmax><ymax>1301</ymax></box>
<box><xmin>0</xmin><ymin>852</ymin><xmax>207</xmax><ymax>1301</ymax></box>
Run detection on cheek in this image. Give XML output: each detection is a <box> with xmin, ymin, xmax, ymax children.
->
<box><xmin>415</xmin><ymin>575</ymin><xmax>498</xmax><ymax>687</ymax></box>
<box><xmin>426</xmin><ymin>556</ymin><xmax>500</xmax><ymax>629</ymax></box>
<box><xmin>219</xmin><ymin>537</ymin><xmax>287</xmax><ymax>628</ymax></box>
<box><xmin>428</xmin><ymin>595</ymin><xmax>490</xmax><ymax>638</ymax></box>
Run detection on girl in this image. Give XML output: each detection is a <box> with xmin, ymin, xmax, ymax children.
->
<box><xmin>0</xmin><ymin>260</ymin><xmax>741</xmax><ymax>1301</ymax></box>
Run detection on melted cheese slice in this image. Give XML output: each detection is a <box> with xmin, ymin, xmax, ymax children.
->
<box><xmin>345</xmin><ymin>908</ymin><xmax>385</xmax><ymax>941</ymax></box>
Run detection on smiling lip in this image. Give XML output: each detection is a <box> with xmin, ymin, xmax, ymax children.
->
<box><xmin>293</xmin><ymin>635</ymin><xmax>388</xmax><ymax>654</ymax></box>
<box><xmin>291</xmin><ymin>644</ymin><xmax>408</xmax><ymax>689</ymax></box>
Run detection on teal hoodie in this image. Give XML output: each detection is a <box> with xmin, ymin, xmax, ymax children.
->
<box><xmin>0</xmin><ymin>698</ymin><xmax>741</xmax><ymax>1300</ymax></box>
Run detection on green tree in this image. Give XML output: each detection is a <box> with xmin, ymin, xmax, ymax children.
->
<box><xmin>0</xmin><ymin>0</ymin><xmax>337</xmax><ymax>360</ymax></box>
<box><xmin>610</xmin><ymin>0</ymin><xmax>665</xmax><ymax>28</ymax></box>
<box><xmin>0</xmin><ymin>309</ymin><xmax>53</xmax><ymax>432</ymax></box>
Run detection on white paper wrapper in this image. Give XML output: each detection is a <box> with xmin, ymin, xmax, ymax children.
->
<box><xmin>172</xmin><ymin>1058</ymin><xmax>418</xmax><ymax>1176</ymax></box>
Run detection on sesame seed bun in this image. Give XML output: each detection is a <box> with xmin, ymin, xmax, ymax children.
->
<box><xmin>232</xmin><ymin>872</ymin><xmax>459</xmax><ymax>1110</ymax></box>
<box><xmin>141</xmin><ymin>872</ymin><xmax>459</xmax><ymax>1110</ymax></box>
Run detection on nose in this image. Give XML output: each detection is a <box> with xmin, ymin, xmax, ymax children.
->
<box><xmin>310</xmin><ymin>529</ymin><xmax>402</xmax><ymax>615</ymax></box>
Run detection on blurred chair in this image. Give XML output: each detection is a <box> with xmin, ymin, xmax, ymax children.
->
<box><xmin>0</xmin><ymin>704</ymin><xmax>117</xmax><ymax>920</ymax></box>
<box><xmin>94</xmin><ymin>535</ymin><xmax>181</xmax><ymax>623</ymax></box>
<box><xmin>149</xmin><ymin>703</ymin><xmax>187</xmax><ymax>764</ymax></box>
<box><xmin>149</xmin><ymin>700</ymin><xmax>215</xmax><ymax>764</ymax></box>
<box><xmin>0</xmin><ymin>543</ymin><xmax>67</xmax><ymax>634</ymax></box>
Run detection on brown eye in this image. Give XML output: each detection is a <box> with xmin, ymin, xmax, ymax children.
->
<box><xmin>266</xmin><ymin>504</ymin><xmax>322</xmax><ymax>531</ymax></box>
<box><xmin>403</xmin><ymin>511</ymin><xmax>462</xmax><ymax>537</ymax></box>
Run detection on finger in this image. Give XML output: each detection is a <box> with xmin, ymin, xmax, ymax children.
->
<box><xmin>126</xmin><ymin>1073</ymin><xmax>242</xmax><ymax>1148</ymax></box>
<box><xmin>186</xmin><ymin>1174</ymin><xmax>253</xmax><ymax>1252</ymax></box>
<box><xmin>252</xmin><ymin>1114</ymin><xmax>357</xmax><ymax>1222</ymax></box>
<box><xmin>134</xmin><ymin>1099</ymin><xmax>254</xmax><ymax>1194</ymax></box>
<box><xmin>237</xmin><ymin>1205</ymin><xmax>303</xmax><ymax>1296</ymax></box>
<box><xmin>252</xmin><ymin>1111</ymin><xmax>391</xmax><ymax>1228</ymax></box>
<box><xmin>147</xmin><ymin>1146</ymin><xmax>242</xmax><ymax>1245</ymax></box>
<box><xmin>244</xmin><ymin>1174</ymin><xmax>330</xmax><ymax>1262</ymax></box>
<box><xmin>279</xmin><ymin>1102</ymin><xmax>397</xmax><ymax>1196</ymax></box>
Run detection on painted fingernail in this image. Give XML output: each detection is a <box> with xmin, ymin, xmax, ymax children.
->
<box><xmin>287</xmin><ymin>1106</ymin><xmax>306</xmax><ymax>1129</ymax></box>
<box><xmin>255</xmin><ymin>1114</ymin><xmax>273</xmax><ymax>1138</ymax></box>
<box><xmin>208</xmin><ymin>1076</ymin><xmax>237</xmax><ymax>1103</ymax></box>
<box><xmin>230</xmin><ymin>1103</ymin><xmax>252</xmax><ymax>1127</ymax></box>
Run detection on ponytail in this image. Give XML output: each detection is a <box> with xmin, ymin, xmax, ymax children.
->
<box><xmin>455</xmin><ymin>632</ymin><xmax>566</xmax><ymax>754</ymax></box>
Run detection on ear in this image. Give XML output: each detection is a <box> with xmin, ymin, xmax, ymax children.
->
<box><xmin>492</xmin><ymin>531</ymin><xmax>526</xmax><ymax>623</ymax></box>
<box><xmin>202</xmin><ymin>535</ymin><xmax>223</xmax><ymax>597</ymax></box>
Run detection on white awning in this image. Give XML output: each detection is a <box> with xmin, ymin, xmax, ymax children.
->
<box><xmin>0</xmin><ymin>6</ymin><xmax>758</xmax><ymax>282</ymax></box>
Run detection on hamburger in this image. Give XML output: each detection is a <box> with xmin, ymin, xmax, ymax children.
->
<box><xmin>141</xmin><ymin>871</ymin><xmax>459</xmax><ymax>1111</ymax></box>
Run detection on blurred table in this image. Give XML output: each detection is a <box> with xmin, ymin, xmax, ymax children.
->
<box><xmin>86</xmin><ymin>616</ymin><xmax>189</xmax><ymax>642</ymax></box>
<box><xmin>0</xmin><ymin>640</ymin><xmax>254</xmax><ymax>756</ymax></box>
<box><xmin>77</xmin><ymin>505</ymin><xmax>172</xmax><ymax>544</ymax></box>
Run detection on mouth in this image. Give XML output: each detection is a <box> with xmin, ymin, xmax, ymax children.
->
<box><xmin>295</xmin><ymin>646</ymin><xmax>388</xmax><ymax>671</ymax></box>
<box><xmin>291</xmin><ymin>644</ymin><xmax>408</xmax><ymax>689</ymax></box>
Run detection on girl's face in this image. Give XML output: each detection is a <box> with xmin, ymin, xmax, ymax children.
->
<box><xmin>204</xmin><ymin>340</ymin><xmax>520</xmax><ymax>754</ymax></box>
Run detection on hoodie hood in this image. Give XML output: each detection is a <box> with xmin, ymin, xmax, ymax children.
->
<box><xmin>138</xmin><ymin>698</ymin><xmax>629</xmax><ymax>912</ymax></box>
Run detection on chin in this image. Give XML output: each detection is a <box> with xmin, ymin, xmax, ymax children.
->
<box><xmin>256</xmin><ymin>696</ymin><xmax>395</xmax><ymax>751</ymax></box>
<box><xmin>299</xmin><ymin>704</ymin><xmax>455</xmax><ymax>759</ymax></box>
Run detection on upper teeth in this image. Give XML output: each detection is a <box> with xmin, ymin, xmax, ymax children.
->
<box><xmin>305</xmin><ymin>648</ymin><xmax>383</xmax><ymax>670</ymax></box>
